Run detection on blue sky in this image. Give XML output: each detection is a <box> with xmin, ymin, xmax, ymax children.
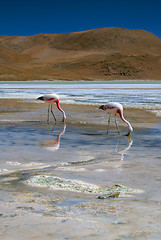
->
<box><xmin>1</xmin><ymin>0</ymin><xmax>161</xmax><ymax>38</ymax></box>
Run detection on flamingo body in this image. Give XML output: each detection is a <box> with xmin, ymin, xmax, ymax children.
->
<box><xmin>99</xmin><ymin>102</ymin><xmax>133</xmax><ymax>136</ymax></box>
<box><xmin>103</xmin><ymin>102</ymin><xmax>123</xmax><ymax>114</ymax></box>
<box><xmin>37</xmin><ymin>94</ymin><xmax>66</xmax><ymax>122</ymax></box>
<box><xmin>40</xmin><ymin>94</ymin><xmax>59</xmax><ymax>103</ymax></box>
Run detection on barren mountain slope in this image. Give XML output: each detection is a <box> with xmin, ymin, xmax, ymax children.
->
<box><xmin>0</xmin><ymin>27</ymin><xmax>161</xmax><ymax>80</ymax></box>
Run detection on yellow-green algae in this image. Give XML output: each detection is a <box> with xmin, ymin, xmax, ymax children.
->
<box><xmin>26</xmin><ymin>175</ymin><xmax>143</xmax><ymax>198</ymax></box>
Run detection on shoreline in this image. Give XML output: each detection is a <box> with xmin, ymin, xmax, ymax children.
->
<box><xmin>0</xmin><ymin>79</ymin><xmax>161</xmax><ymax>82</ymax></box>
<box><xmin>0</xmin><ymin>98</ymin><xmax>160</xmax><ymax>128</ymax></box>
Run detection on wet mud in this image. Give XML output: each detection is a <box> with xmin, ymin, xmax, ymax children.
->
<box><xmin>0</xmin><ymin>99</ymin><xmax>161</xmax><ymax>239</ymax></box>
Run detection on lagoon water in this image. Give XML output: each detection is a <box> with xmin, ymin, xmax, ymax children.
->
<box><xmin>0</xmin><ymin>81</ymin><xmax>161</xmax><ymax>239</ymax></box>
<box><xmin>1</xmin><ymin>80</ymin><xmax>161</xmax><ymax>107</ymax></box>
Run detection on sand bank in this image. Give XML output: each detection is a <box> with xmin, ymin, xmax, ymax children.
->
<box><xmin>0</xmin><ymin>98</ymin><xmax>160</xmax><ymax>128</ymax></box>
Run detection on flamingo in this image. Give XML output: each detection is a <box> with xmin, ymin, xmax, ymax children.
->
<box><xmin>99</xmin><ymin>102</ymin><xmax>133</xmax><ymax>136</ymax></box>
<box><xmin>37</xmin><ymin>94</ymin><xmax>66</xmax><ymax>122</ymax></box>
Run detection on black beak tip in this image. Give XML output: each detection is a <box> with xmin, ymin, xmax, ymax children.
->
<box><xmin>37</xmin><ymin>96</ymin><xmax>43</xmax><ymax>101</ymax></box>
<box><xmin>99</xmin><ymin>105</ymin><xmax>104</xmax><ymax>110</ymax></box>
<box><xmin>125</xmin><ymin>131</ymin><xmax>131</xmax><ymax>137</ymax></box>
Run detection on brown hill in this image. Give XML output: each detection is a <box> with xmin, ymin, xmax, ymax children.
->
<box><xmin>0</xmin><ymin>27</ymin><xmax>161</xmax><ymax>80</ymax></box>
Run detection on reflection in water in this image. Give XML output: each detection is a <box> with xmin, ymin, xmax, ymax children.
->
<box><xmin>107</xmin><ymin>135</ymin><xmax>133</xmax><ymax>161</ymax></box>
<box><xmin>118</xmin><ymin>137</ymin><xmax>133</xmax><ymax>161</ymax></box>
<box><xmin>0</xmin><ymin>121</ymin><xmax>161</xmax><ymax>240</ymax></box>
<box><xmin>38</xmin><ymin>124</ymin><xmax>66</xmax><ymax>151</ymax></box>
<box><xmin>60</xmin><ymin>135</ymin><xmax>133</xmax><ymax>169</ymax></box>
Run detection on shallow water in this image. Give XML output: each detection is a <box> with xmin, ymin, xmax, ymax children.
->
<box><xmin>0</xmin><ymin>81</ymin><xmax>161</xmax><ymax>239</ymax></box>
<box><xmin>1</xmin><ymin>80</ymin><xmax>161</xmax><ymax>108</ymax></box>
<box><xmin>0</xmin><ymin>121</ymin><xmax>161</xmax><ymax>239</ymax></box>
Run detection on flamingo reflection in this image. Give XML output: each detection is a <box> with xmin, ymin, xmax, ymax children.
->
<box><xmin>115</xmin><ymin>136</ymin><xmax>133</xmax><ymax>161</ymax></box>
<box><xmin>39</xmin><ymin>124</ymin><xmax>66</xmax><ymax>151</ymax></box>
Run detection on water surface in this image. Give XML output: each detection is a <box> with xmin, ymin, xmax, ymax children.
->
<box><xmin>1</xmin><ymin>80</ymin><xmax>161</xmax><ymax>108</ymax></box>
<box><xmin>0</xmin><ymin>122</ymin><xmax>161</xmax><ymax>239</ymax></box>
<box><xmin>0</xmin><ymin>81</ymin><xmax>161</xmax><ymax>239</ymax></box>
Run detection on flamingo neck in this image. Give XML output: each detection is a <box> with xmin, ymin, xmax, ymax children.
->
<box><xmin>56</xmin><ymin>100</ymin><xmax>66</xmax><ymax>120</ymax></box>
<box><xmin>117</xmin><ymin>109</ymin><xmax>133</xmax><ymax>132</ymax></box>
<box><xmin>56</xmin><ymin>124</ymin><xmax>66</xmax><ymax>143</ymax></box>
<box><xmin>56</xmin><ymin>133</ymin><xmax>61</xmax><ymax>144</ymax></box>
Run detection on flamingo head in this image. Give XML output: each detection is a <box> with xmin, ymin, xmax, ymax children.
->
<box><xmin>62</xmin><ymin>117</ymin><xmax>66</xmax><ymax>123</ymax></box>
<box><xmin>125</xmin><ymin>127</ymin><xmax>133</xmax><ymax>137</ymax></box>
<box><xmin>99</xmin><ymin>105</ymin><xmax>104</xmax><ymax>110</ymax></box>
<box><xmin>62</xmin><ymin>113</ymin><xmax>66</xmax><ymax>123</ymax></box>
<box><xmin>37</xmin><ymin>96</ymin><xmax>43</xmax><ymax>101</ymax></box>
<box><xmin>125</xmin><ymin>131</ymin><xmax>131</xmax><ymax>137</ymax></box>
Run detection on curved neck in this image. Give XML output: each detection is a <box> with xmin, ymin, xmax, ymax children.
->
<box><xmin>56</xmin><ymin>124</ymin><xmax>66</xmax><ymax>143</ymax></box>
<box><xmin>56</xmin><ymin>100</ymin><xmax>66</xmax><ymax>120</ymax></box>
<box><xmin>117</xmin><ymin>109</ymin><xmax>133</xmax><ymax>132</ymax></box>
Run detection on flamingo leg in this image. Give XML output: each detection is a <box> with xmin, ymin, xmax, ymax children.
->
<box><xmin>115</xmin><ymin>135</ymin><xmax>120</xmax><ymax>152</ymax></box>
<box><xmin>51</xmin><ymin>122</ymin><xmax>56</xmax><ymax>135</ymax></box>
<box><xmin>47</xmin><ymin>103</ymin><xmax>50</xmax><ymax>121</ymax></box>
<box><xmin>50</xmin><ymin>104</ymin><xmax>57</xmax><ymax>122</ymax></box>
<box><xmin>115</xmin><ymin>114</ymin><xmax>120</xmax><ymax>135</ymax></box>
<box><xmin>48</xmin><ymin>121</ymin><xmax>56</xmax><ymax>138</ymax></box>
<box><xmin>107</xmin><ymin>114</ymin><xmax>111</xmax><ymax>134</ymax></box>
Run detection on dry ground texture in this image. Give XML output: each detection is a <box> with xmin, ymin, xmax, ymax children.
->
<box><xmin>1</xmin><ymin>27</ymin><xmax>161</xmax><ymax>80</ymax></box>
<box><xmin>0</xmin><ymin>99</ymin><xmax>160</xmax><ymax>128</ymax></box>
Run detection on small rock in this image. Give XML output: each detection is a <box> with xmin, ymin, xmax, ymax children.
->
<box><xmin>97</xmin><ymin>192</ymin><xmax>120</xmax><ymax>199</ymax></box>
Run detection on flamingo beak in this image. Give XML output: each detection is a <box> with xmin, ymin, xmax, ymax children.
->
<box><xmin>125</xmin><ymin>131</ymin><xmax>131</xmax><ymax>137</ymax></box>
<box><xmin>99</xmin><ymin>105</ymin><xmax>104</xmax><ymax>110</ymax></box>
<box><xmin>37</xmin><ymin>96</ymin><xmax>43</xmax><ymax>101</ymax></box>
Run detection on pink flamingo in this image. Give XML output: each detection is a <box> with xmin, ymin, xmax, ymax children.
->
<box><xmin>37</xmin><ymin>94</ymin><xmax>66</xmax><ymax>122</ymax></box>
<box><xmin>99</xmin><ymin>102</ymin><xmax>133</xmax><ymax>136</ymax></box>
